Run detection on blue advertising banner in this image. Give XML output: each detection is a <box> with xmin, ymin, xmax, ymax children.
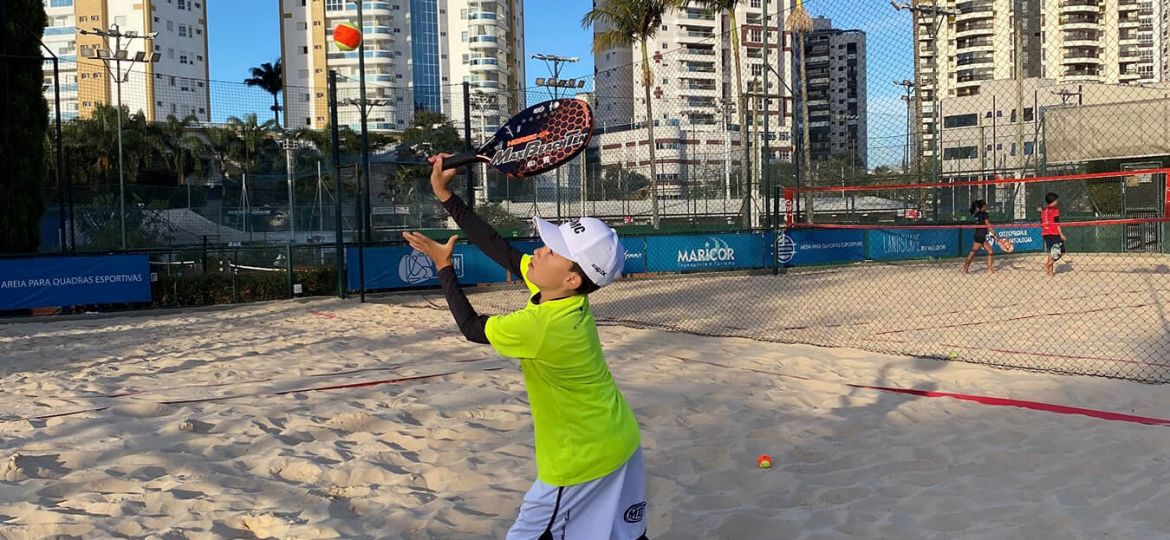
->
<box><xmin>645</xmin><ymin>233</ymin><xmax>766</xmax><ymax>273</ymax></box>
<box><xmin>867</xmin><ymin>229</ymin><xmax>961</xmax><ymax>260</ymax></box>
<box><xmin>0</xmin><ymin>255</ymin><xmax>151</xmax><ymax>309</ymax></box>
<box><xmin>961</xmin><ymin>225</ymin><xmax>1043</xmax><ymax>253</ymax></box>
<box><xmin>775</xmin><ymin>229</ymin><xmax>867</xmax><ymax>267</ymax></box>
<box><xmin>622</xmin><ymin>237</ymin><xmax>648</xmax><ymax>275</ymax></box>
<box><xmin>346</xmin><ymin>245</ymin><xmax>509</xmax><ymax>291</ymax></box>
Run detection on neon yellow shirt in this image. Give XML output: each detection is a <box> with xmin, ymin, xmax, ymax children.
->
<box><xmin>484</xmin><ymin>254</ymin><xmax>640</xmax><ymax>486</ymax></box>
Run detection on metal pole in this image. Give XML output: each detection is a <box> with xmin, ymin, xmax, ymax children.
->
<box><xmin>115</xmin><ymin>28</ymin><xmax>126</xmax><ymax>250</ymax></box>
<box><xmin>357</xmin><ymin>1</ymin><xmax>370</xmax><ymax>302</ymax></box>
<box><xmin>285</xmin><ymin>138</ymin><xmax>297</xmax><ymax>242</ymax></box>
<box><xmin>329</xmin><ymin>70</ymin><xmax>346</xmax><ymax>299</ymax></box>
<box><xmin>463</xmin><ymin>81</ymin><xmax>475</xmax><ymax>207</ymax></box>
<box><xmin>763</xmin><ymin>0</ymin><xmax>771</xmax><ymax>230</ymax></box>
<box><xmin>52</xmin><ymin>55</ymin><xmax>65</xmax><ymax>253</ymax></box>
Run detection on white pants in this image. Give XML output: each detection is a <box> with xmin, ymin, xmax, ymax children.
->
<box><xmin>506</xmin><ymin>448</ymin><xmax>648</xmax><ymax>540</ymax></box>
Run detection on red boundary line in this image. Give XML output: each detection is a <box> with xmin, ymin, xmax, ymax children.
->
<box><xmin>787</xmin><ymin>167</ymin><xmax>1170</xmax><ymax>194</ymax></box>
<box><xmin>848</xmin><ymin>384</ymin><xmax>1170</xmax><ymax>427</ymax></box>
<box><xmin>665</xmin><ymin>355</ymin><xmax>1170</xmax><ymax>427</ymax></box>
<box><xmin>790</xmin><ymin>217</ymin><xmax>1170</xmax><ymax>231</ymax></box>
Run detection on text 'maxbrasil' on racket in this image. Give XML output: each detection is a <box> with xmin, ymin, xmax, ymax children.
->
<box><xmin>441</xmin><ymin>98</ymin><xmax>594</xmax><ymax>177</ymax></box>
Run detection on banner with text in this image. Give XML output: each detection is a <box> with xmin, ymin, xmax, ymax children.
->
<box><xmin>0</xmin><ymin>255</ymin><xmax>151</xmax><ymax>309</ymax></box>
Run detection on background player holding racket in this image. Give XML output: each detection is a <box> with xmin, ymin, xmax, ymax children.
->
<box><xmin>962</xmin><ymin>199</ymin><xmax>997</xmax><ymax>274</ymax></box>
<box><xmin>1042</xmin><ymin>192</ymin><xmax>1067</xmax><ymax>277</ymax></box>
<box><xmin>401</xmin><ymin>154</ymin><xmax>649</xmax><ymax>540</ymax></box>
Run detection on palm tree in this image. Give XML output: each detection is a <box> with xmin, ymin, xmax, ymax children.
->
<box><xmin>245</xmin><ymin>59</ymin><xmax>283</xmax><ymax>128</ymax></box>
<box><xmin>226</xmin><ymin>113</ymin><xmax>277</xmax><ymax>173</ymax></box>
<box><xmin>583</xmin><ymin>0</ymin><xmax>679</xmax><ymax>229</ymax></box>
<box><xmin>692</xmin><ymin>0</ymin><xmax>749</xmax><ymax>219</ymax></box>
<box><xmin>787</xmin><ymin>0</ymin><xmax>814</xmax><ymax>222</ymax></box>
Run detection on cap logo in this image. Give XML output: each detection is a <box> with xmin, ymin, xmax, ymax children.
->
<box><xmin>569</xmin><ymin>220</ymin><xmax>586</xmax><ymax>234</ymax></box>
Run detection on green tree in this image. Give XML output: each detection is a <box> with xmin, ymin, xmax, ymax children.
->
<box><xmin>244</xmin><ymin>59</ymin><xmax>283</xmax><ymax>127</ymax></box>
<box><xmin>0</xmin><ymin>1</ymin><xmax>49</xmax><ymax>252</ymax></box>
<box><xmin>397</xmin><ymin>110</ymin><xmax>463</xmax><ymax>159</ymax></box>
<box><xmin>583</xmin><ymin>0</ymin><xmax>680</xmax><ymax>228</ymax></box>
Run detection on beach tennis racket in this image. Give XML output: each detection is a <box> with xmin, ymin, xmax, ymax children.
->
<box><xmin>1050</xmin><ymin>242</ymin><xmax>1065</xmax><ymax>261</ymax></box>
<box><xmin>441</xmin><ymin>98</ymin><xmax>594</xmax><ymax>177</ymax></box>
<box><xmin>994</xmin><ymin>235</ymin><xmax>1014</xmax><ymax>253</ymax></box>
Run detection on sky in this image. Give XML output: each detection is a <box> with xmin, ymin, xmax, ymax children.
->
<box><xmin>206</xmin><ymin>0</ymin><xmax>915</xmax><ymax>166</ymax></box>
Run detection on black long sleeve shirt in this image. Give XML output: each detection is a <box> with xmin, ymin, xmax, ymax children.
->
<box><xmin>436</xmin><ymin>195</ymin><xmax>525</xmax><ymax>344</ymax></box>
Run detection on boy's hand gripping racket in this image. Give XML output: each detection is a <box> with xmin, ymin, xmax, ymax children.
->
<box><xmin>441</xmin><ymin>98</ymin><xmax>594</xmax><ymax>177</ymax></box>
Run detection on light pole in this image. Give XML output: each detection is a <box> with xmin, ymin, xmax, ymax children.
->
<box><xmin>893</xmin><ymin>79</ymin><xmax>915</xmax><ymax>173</ymax></box>
<box><xmin>892</xmin><ymin>1</ymin><xmax>957</xmax><ymax>181</ymax></box>
<box><xmin>533</xmin><ymin>54</ymin><xmax>584</xmax><ymax>221</ymax></box>
<box><xmin>470</xmin><ymin>89</ymin><xmax>495</xmax><ymax>204</ymax></box>
<box><xmin>79</xmin><ymin>25</ymin><xmax>159</xmax><ymax>250</ymax></box>
<box><xmin>280</xmin><ymin>135</ymin><xmax>306</xmax><ymax>242</ymax></box>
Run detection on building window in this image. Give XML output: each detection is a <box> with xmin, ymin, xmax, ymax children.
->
<box><xmin>943</xmin><ymin>146</ymin><xmax>979</xmax><ymax>160</ymax></box>
<box><xmin>167</xmin><ymin>20</ymin><xmax>174</xmax><ymax>31</ymax></box>
<box><xmin>1024</xmin><ymin>107</ymin><xmax>1034</xmax><ymax>122</ymax></box>
<box><xmin>326</xmin><ymin>0</ymin><xmax>342</xmax><ymax>10</ymax></box>
<box><xmin>179</xmin><ymin>25</ymin><xmax>187</xmax><ymax>37</ymax></box>
<box><xmin>1024</xmin><ymin>141</ymin><xmax>1035</xmax><ymax>155</ymax></box>
<box><xmin>943</xmin><ymin>113</ymin><xmax>978</xmax><ymax>128</ymax></box>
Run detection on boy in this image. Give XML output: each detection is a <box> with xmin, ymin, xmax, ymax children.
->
<box><xmin>1041</xmin><ymin>192</ymin><xmax>1066</xmax><ymax>277</ymax></box>
<box><xmin>401</xmin><ymin>154</ymin><xmax>649</xmax><ymax>540</ymax></box>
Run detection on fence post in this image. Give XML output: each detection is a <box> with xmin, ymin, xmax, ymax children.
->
<box><xmin>201</xmin><ymin>235</ymin><xmax>208</xmax><ymax>274</ymax></box>
<box><xmin>329</xmin><ymin>69</ymin><xmax>346</xmax><ymax>299</ymax></box>
<box><xmin>232</xmin><ymin>246</ymin><xmax>240</xmax><ymax>304</ymax></box>
<box><xmin>463</xmin><ymin>81</ymin><xmax>475</xmax><ymax>210</ymax></box>
<box><xmin>286</xmin><ymin>243</ymin><xmax>295</xmax><ymax>299</ymax></box>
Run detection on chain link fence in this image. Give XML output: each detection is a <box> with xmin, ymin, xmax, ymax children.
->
<box><xmin>13</xmin><ymin>0</ymin><xmax>1170</xmax><ymax>381</ymax></box>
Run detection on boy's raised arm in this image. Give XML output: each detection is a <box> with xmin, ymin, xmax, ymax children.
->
<box><xmin>429</xmin><ymin>155</ymin><xmax>524</xmax><ymax>276</ymax></box>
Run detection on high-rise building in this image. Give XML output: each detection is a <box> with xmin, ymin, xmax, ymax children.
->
<box><xmin>591</xmin><ymin>1</ymin><xmax>796</xmax><ymax>203</ymax></box>
<box><xmin>42</xmin><ymin>0</ymin><xmax>211</xmax><ymax>122</ymax></box>
<box><xmin>278</xmin><ymin>0</ymin><xmax>524</xmax><ymax>137</ymax></box>
<box><xmin>909</xmin><ymin>0</ymin><xmax>1166</xmax><ymax>163</ymax></box>
<box><xmin>801</xmin><ymin>17</ymin><xmax>867</xmax><ymax>167</ymax></box>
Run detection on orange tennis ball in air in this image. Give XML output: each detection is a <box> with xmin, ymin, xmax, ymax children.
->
<box><xmin>333</xmin><ymin>22</ymin><xmax>362</xmax><ymax>51</ymax></box>
<box><xmin>757</xmin><ymin>454</ymin><xmax>773</xmax><ymax>469</ymax></box>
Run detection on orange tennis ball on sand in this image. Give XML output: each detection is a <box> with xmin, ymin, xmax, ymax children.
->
<box><xmin>333</xmin><ymin>22</ymin><xmax>362</xmax><ymax>51</ymax></box>
<box><xmin>757</xmin><ymin>454</ymin><xmax>773</xmax><ymax>469</ymax></box>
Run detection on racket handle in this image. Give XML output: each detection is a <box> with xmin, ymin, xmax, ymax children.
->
<box><xmin>441</xmin><ymin>153</ymin><xmax>480</xmax><ymax>170</ymax></box>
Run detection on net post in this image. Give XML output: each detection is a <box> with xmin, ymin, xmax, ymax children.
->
<box><xmin>783</xmin><ymin>188</ymin><xmax>795</xmax><ymax>227</ymax></box>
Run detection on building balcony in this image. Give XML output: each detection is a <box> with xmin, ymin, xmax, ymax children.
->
<box><xmin>469</xmin><ymin>57</ymin><xmax>501</xmax><ymax>72</ymax></box>
<box><xmin>1119</xmin><ymin>47</ymin><xmax>1141</xmax><ymax>59</ymax></box>
<box><xmin>1063</xmin><ymin>30</ymin><xmax>1100</xmax><ymax>45</ymax></box>
<box><xmin>339</xmin><ymin>2</ymin><xmax>394</xmax><ymax>15</ymax></box>
<box><xmin>1060</xmin><ymin>19</ymin><xmax>1101</xmax><ymax>31</ymax></box>
<box><xmin>470</xmin><ymin>80</ymin><xmax>501</xmax><ymax>93</ymax></box>
<box><xmin>957</xmin><ymin>37</ymin><xmax>995</xmax><ymax>52</ymax></box>
<box><xmin>955</xmin><ymin>21</ymin><xmax>994</xmax><ymax>38</ymax></box>
<box><xmin>683</xmin><ymin>10</ymin><xmax>716</xmax><ymax>23</ymax></box>
<box><xmin>469</xmin><ymin>35</ymin><xmax>500</xmax><ymax>50</ymax></box>
<box><xmin>1064</xmin><ymin>67</ymin><xmax>1102</xmax><ymax>80</ymax></box>
<box><xmin>683</xmin><ymin>62</ymin><xmax>716</xmax><ymax>73</ymax></box>
<box><xmin>681</xmin><ymin>46</ymin><xmax>716</xmax><ymax>57</ymax></box>
<box><xmin>679</xmin><ymin>30</ymin><xmax>716</xmax><ymax>42</ymax></box>
<box><xmin>956</xmin><ymin>53</ymin><xmax>994</xmax><ymax>66</ymax></box>
<box><xmin>1118</xmin><ymin>16</ymin><xmax>1141</xmax><ymax>27</ymax></box>
<box><xmin>1060</xmin><ymin>0</ymin><xmax>1100</xmax><ymax>13</ymax></box>
<box><xmin>955</xmin><ymin>1</ymin><xmax>994</xmax><ymax>22</ymax></box>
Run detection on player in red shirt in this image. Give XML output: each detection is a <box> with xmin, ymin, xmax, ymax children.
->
<box><xmin>1041</xmin><ymin>192</ymin><xmax>1066</xmax><ymax>277</ymax></box>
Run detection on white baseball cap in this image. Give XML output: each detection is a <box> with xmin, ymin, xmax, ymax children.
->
<box><xmin>534</xmin><ymin>216</ymin><xmax>625</xmax><ymax>287</ymax></box>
